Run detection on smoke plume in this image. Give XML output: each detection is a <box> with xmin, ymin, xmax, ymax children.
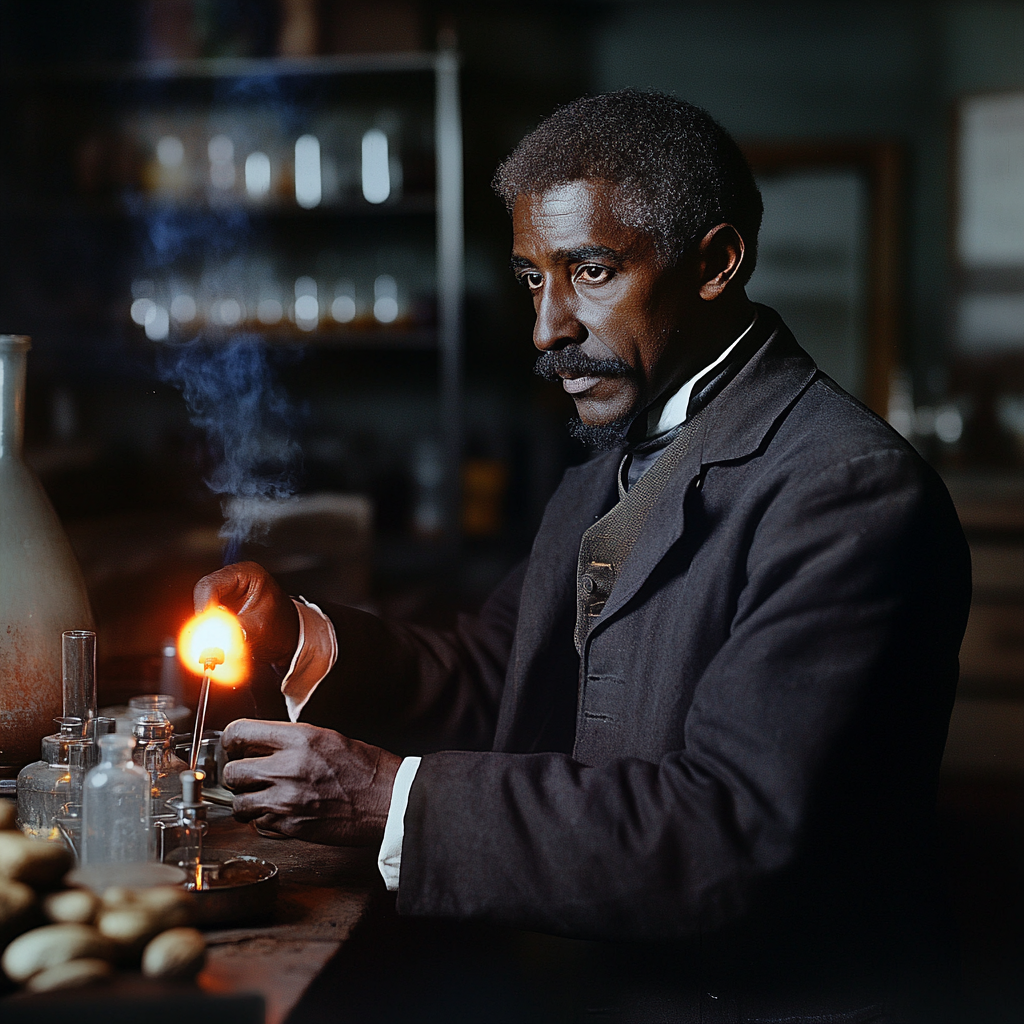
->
<box><xmin>158</xmin><ymin>337</ymin><xmax>301</xmax><ymax>563</ymax></box>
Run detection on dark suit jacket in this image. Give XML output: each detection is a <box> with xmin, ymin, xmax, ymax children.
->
<box><xmin>304</xmin><ymin>309</ymin><xmax>971</xmax><ymax>1007</ymax></box>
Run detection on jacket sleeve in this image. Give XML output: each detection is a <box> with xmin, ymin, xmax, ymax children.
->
<box><xmin>395</xmin><ymin>449</ymin><xmax>972</xmax><ymax>940</ymax></box>
<box><xmin>299</xmin><ymin>560</ymin><xmax>526</xmax><ymax>755</ymax></box>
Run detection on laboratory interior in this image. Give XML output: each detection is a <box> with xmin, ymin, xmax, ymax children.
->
<box><xmin>0</xmin><ymin>1</ymin><xmax>1020</xmax><ymax>1021</ymax></box>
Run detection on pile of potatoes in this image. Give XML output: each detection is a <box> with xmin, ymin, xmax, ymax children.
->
<box><xmin>0</xmin><ymin>800</ymin><xmax>206</xmax><ymax>993</ymax></box>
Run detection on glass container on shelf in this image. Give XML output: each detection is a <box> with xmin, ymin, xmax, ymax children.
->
<box><xmin>81</xmin><ymin>734</ymin><xmax>151</xmax><ymax>866</ymax></box>
<box><xmin>16</xmin><ymin>717</ymin><xmax>85</xmax><ymax>841</ymax></box>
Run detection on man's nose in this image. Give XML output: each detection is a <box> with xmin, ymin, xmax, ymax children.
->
<box><xmin>533</xmin><ymin>279</ymin><xmax>586</xmax><ymax>352</ymax></box>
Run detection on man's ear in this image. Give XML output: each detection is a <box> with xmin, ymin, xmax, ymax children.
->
<box><xmin>696</xmin><ymin>223</ymin><xmax>746</xmax><ymax>300</ymax></box>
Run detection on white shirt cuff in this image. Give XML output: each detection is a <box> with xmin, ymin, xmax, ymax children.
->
<box><xmin>378</xmin><ymin>756</ymin><xmax>421</xmax><ymax>892</ymax></box>
<box><xmin>280</xmin><ymin>597</ymin><xmax>338</xmax><ymax>722</ymax></box>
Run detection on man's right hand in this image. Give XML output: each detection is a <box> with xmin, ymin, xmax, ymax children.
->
<box><xmin>193</xmin><ymin>562</ymin><xmax>300</xmax><ymax>670</ymax></box>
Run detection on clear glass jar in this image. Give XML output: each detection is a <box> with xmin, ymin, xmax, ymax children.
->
<box><xmin>128</xmin><ymin>693</ymin><xmax>191</xmax><ymax>734</ymax></box>
<box><xmin>81</xmin><ymin>734</ymin><xmax>151</xmax><ymax>866</ymax></box>
<box><xmin>132</xmin><ymin>710</ymin><xmax>189</xmax><ymax>814</ymax></box>
<box><xmin>16</xmin><ymin>717</ymin><xmax>84</xmax><ymax>841</ymax></box>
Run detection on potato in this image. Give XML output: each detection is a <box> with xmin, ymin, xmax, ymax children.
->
<box><xmin>26</xmin><ymin>957</ymin><xmax>112</xmax><ymax>992</ymax></box>
<box><xmin>97</xmin><ymin>905</ymin><xmax>165</xmax><ymax>947</ymax></box>
<box><xmin>100</xmin><ymin>885</ymin><xmax>138</xmax><ymax>909</ymax></box>
<box><xmin>141</xmin><ymin>927</ymin><xmax>206</xmax><ymax>980</ymax></box>
<box><xmin>0</xmin><ymin>800</ymin><xmax>17</xmax><ymax>831</ymax></box>
<box><xmin>135</xmin><ymin>886</ymin><xmax>193</xmax><ymax>928</ymax></box>
<box><xmin>0</xmin><ymin>878</ymin><xmax>36</xmax><ymax>927</ymax></box>
<box><xmin>44</xmin><ymin>888</ymin><xmax>99</xmax><ymax>925</ymax></box>
<box><xmin>2</xmin><ymin>923</ymin><xmax>113</xmax><ymax>982</ymax></box>
<box><xmin>0</xmin><ymin>832</ymin><xmax>73</xmax><ymax>887</ymax></box>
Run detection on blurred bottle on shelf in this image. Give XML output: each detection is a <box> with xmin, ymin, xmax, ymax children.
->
<box><xmin>411</xmin><ymin>438</ymin><xmax>444</xmax><ymax>538</ymax></box>
<box><xmin>373</xmin><ymin>274</ymin><xmax>400</xmax><ymax>325</ymax></box>
<box><xmin>294</xmin><ymin>275</ymin><xmax>320</xmax><ymax>331</ymax></box>
<box><xmin>295</xmin><ymin>133</ymin><xmax>322</xmax><ymax>209</ymax></box>
<box><xmin>278</xmin><ymin>0</ymin><xmax>319</xmax><ymax>56</ymax></box>
<box><xmin>462</xmin><ymin>459</ymin><xmax>509</xmax><ymax>537</ymax></box>
<box><xmin>331</xmin><ymin>279</ymin><xmax>358</xmax><ymax>325</ymax></box>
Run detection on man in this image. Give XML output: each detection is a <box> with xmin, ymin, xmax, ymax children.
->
<box><xmin>197</xmin><ymin>92</ymin><xmax>971</xmax><ymax>1022</ymax></box>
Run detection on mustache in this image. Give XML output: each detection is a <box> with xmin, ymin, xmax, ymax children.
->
<box><xmin>533</xmin><ymin>346</ymin><xmax>632</xmax><ymax>383</ymax></box>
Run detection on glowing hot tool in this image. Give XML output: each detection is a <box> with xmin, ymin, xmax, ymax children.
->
<box><xmin>177</xmin><ymin>607</ymin><xmax>248</xmax><ymax>771</ymax></box>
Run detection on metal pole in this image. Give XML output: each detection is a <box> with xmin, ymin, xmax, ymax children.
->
<box><xmin>434</xmin><ymin>48</ymin><xmax>464</xmax><ymax>550</ymax></box>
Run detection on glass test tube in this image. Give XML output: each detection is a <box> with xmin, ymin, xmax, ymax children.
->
<box><xmin>62</xmin><ymin>630</ymin><xmax>97</xmax><ymax>728</ymax></box>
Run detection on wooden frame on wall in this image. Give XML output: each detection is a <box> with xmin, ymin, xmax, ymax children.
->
<box><xmin>946</xmin><ymin>90</ymin><xmax>1024</xmax><ymax>469</ymax></box>
<box><xmin>740</xmin><ymin>142</ymin><xmax>903</xmax><ymax>419</ymax></box>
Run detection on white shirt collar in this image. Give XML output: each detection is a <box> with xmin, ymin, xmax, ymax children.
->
<box><xmin>646</xmin><ymin>314</ymin><xmax>758</xmax><ymax>438</ymax></box>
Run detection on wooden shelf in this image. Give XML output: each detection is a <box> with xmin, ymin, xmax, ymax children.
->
<box><xmin>3</xmin><ymin>52</ymin><xmax>446</xmax><ymax>82</ymax></box>
<box><xmin>144</xmin><ymin>327</ymin><xmax>438</xmax><ymax>349</ymax></box>
<box><xmin>0</xmin><ymin>196</ymin><xmax>436</xmax><ymax>221</ymax></box>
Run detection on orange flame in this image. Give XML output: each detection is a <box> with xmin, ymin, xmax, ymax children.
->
<box><xmin>178</xmin><ymin>607</ymin><xmax>248</xmax><ymax>685</ymax></box>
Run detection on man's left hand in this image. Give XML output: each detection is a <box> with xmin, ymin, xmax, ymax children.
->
<box><xmin>220</xmin><ymin>719</ymin><xmax>402</xmax><ymax>846</ymax></box>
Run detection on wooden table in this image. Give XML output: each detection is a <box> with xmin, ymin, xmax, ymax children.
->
<box><xmin>0</xmin><ymin>804</ymin><xmax>379</xmax><ymax>1024</ymax></box>
<box><xmin>197</xmin><ymin>808</ymin><xmax>379</xmax><ymax>1024</ymax></box>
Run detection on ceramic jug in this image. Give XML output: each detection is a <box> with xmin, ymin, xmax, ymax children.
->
<box><xmin>0</xmin><ymin>335</ymin><xmax>94</xmax><ymax>778</ymax></box>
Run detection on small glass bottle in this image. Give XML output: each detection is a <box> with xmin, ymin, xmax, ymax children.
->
<box><xmin>132</xmin><ymin>710</ymin><xmax>189</xmax><ymax>814</ymax></box>
<box><xmin>81</xmin><ymin>734</ymin><xmax>151</xmax><ymax>866</ymax></box>
<box><xmin>85</xmin><ymin>716</ymin><xmax>117</xmax><ymax>769</ymax></box>
<box><xmin>167</xmin><ymin>770</ymin><xmax>207</xmax><ymax>890</ymax></box>
<box><xmin>16</xmin><ymin>717</ymin><xmax>84</xmax><ymax>841</ymax></box>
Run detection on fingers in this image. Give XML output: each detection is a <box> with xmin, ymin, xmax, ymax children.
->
<box><xmin>220</xmin><ymin>756</ymin><xmax>270</xmax><ymax>793</ymax></box>
<box><xmin>231</xmin><ymin>790</ymin><xmax>274</xmax><ymax>822</ymax></box>
<box><xmin>193</xmin><ymin>563</ymin><xmax>299</xmax><ymax>666</ymax></box>
<box><xmin>221</xmin><ymin>718</ymin><xmax>304</xmax><ymax>758</ymax></box>
<box><xmin>194</xmin><ymin>564</ymin><xmax>251</xmax><ymax>615</ymax></box>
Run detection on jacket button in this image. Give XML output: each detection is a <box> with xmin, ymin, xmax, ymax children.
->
<box><xmin>581</xmin><ymin>574</ymin><xmax>594</xmax><ymax>594</ymax></box>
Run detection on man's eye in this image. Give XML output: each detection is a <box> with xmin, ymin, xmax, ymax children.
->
<box><xmin>575</xmin><ymin>265</ymin><xmax>610</xmax><ymax>284</ymax></box>
<box><xmin>519</xmin><ymin>272</ymin><xmax>543</xmax><ymax>290</ymax></box>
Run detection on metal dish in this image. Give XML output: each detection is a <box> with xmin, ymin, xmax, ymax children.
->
<box><xmin>175</xmin><ymin>852</ymin><xmax>279</xmax><ymax>926</ymax></box>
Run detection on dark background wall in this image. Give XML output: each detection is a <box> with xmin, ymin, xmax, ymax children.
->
<box><xmin>0</xmin><ymin>5</ymin><xmax>1020</xmax><ymax>1016</ymax></box>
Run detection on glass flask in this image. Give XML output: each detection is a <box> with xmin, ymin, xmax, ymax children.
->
<box><xmin>16</xmin><ymin>717</ymin><xmax>84</xmax><ymax>841</ymax></box>
<box><xmin>132</xmin><ymin>710</ymin><xmax>188</xmax><ymax>814</ymax></box>
<box><xmin>0</xmin><ymin>336</ymin><xmax>94</xmax><ymax>778</ymax></box>
<box><xmin>81</xmin><ymin>734</ymin><xmax>151</xmax><ymax>866</ymax></box>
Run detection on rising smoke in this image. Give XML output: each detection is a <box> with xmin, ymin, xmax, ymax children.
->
<box><xmin>138</xmin><ymin>75</ymin><xmax>306</xmax><ymax>563</ymax></box>
<box><xmin>158</xmin><ymin>338</ymin><xmax>301</xmax><ymax>564</ymax></box>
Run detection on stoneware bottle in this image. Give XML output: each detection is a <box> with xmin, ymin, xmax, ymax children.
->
<box><xmin>0</xmin><ymin>335</ymin><xmax>94</xmax><ymax>778</ymax></box>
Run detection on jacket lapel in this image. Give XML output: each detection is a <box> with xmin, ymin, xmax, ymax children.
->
<box><xmin>585</xmin><ymin>311</ymin><xmax>818</xmax><ymax>650</ymax></box>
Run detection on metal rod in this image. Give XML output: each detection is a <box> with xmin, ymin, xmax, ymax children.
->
<box><xmin>435</xmin><ymin>46</ymin><xmax>464</xmax><ymax>549</ymax></box>
<box><xmin>189</xmin><ymin>646</ymin><xmax>224</xmax><ymax>772</ymax></box>
<box><xmin>189</xmin><ymin>669</ymin><xmax>212</xmax><ymax>772</ymax></box>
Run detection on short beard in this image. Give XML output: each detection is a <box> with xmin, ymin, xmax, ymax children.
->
<box><xmin>534</xmin><ymin>347</ymin><xmax>636</xmax><ymax>450</ymax></box>
<box><xmin>567</xmin><ymin>414</ymin><xmax>634</xmax><ymax>451</ymax></box>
